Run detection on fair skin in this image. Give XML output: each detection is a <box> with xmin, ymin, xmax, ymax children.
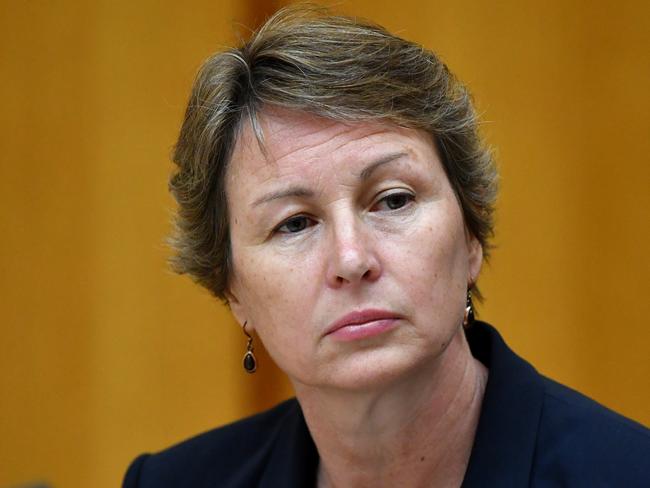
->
<box><xmin>226</xmin><ymin>107</ymin><xmax>487</xmax><ymax>487</ymax></box>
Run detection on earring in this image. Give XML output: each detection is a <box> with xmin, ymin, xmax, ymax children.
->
<box><xmin>242</xmin><ymin>321</ymin><xmax>257</xmax><ymax>373</ymax></box>
<box><xmin>463</xmin><ymin>289</ymin><xmax>475</xmax><ymax>328</ymax></box>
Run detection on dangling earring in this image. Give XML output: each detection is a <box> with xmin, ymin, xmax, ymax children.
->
<box><xmin>463</xmin><ymin>289</ymin><xmax>475</xmax><ymax>328</ymax></box>
<box><xmin>242</xmin><ymin>321</ymin><xmax>257</xmax><ymax>373</ymax></box>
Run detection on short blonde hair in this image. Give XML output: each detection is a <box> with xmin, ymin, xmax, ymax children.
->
<box><xmin>169</xmin><ymin>5</ymin><xmax>498</xmax><ymax>301</ymax></box>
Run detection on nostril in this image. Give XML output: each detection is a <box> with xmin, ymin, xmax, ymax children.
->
<box><xmin>327</xmin><ymin>231</ymin><xmax>382</xmax><ymax>287</ymax></box>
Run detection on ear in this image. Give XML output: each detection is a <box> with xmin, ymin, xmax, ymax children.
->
<box><xmin>225</xmin><ymin>284</ymin><xmax>249</xmax><ymax>331</ymax></box>
<box><xmin>467</xmin><ymin>234</ymin><xmax>483</xmax><ymax>285</ymax></box>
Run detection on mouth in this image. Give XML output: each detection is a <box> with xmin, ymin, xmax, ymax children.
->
<box><xmin>325</xmin><ymin>309</ymin><xmax>402</xmax><ymax>341</ymax></box>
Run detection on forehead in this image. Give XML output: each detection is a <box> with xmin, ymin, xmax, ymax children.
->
<box><xmin>227</xmin><ymin>107</ymin><xmax>434</xmax><ymax>185</ymax></box>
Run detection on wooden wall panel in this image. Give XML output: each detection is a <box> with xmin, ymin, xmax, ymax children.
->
<box><xmin>1</xmin><ymin>1</ymin><xmax>647</xmax><ymax>487</ymax></box>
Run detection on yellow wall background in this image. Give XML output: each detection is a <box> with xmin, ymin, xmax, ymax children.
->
<box><xmin>1</xmin><ymin>1</ymin><xmax>647</xmax><ymax>487</ymax></box>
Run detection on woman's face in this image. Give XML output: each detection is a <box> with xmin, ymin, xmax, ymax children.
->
<box><xmin>226</xmin><ymin>108</ymin><xmax>482</xmax><ymax>391</ymax></box>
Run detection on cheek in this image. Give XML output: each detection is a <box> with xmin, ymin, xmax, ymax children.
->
<box><xmin>232</xmin><ymin>249</ymin><xmax>317</xmax><ymax>341</ymax></box>
<box><xmin>235</xmin><ymin>260</ymin><xmax>319</xmax><ymax>376</ymax></box>
<box><xmin>238</xmin><ymin>252</ymin><xmax>313</xmax><ymax>299</ymax></box>
<box><xmin>388</xmin><ymin>211</ymin><xmax>468</xmax><ymax>308</ymax></box>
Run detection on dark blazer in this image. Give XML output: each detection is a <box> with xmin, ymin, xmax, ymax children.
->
<box><xmin>123</xmin><ymin>322</ymin><xmax>650</xmax><ymax>487</ymax></box>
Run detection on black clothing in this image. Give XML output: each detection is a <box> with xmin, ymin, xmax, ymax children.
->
<box><xmin>123</xmin><ymin>322</ymin><xmax>650</xmax><ymax>487</ymax></box>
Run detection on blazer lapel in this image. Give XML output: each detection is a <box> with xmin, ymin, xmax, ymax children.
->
<box><xmin>462</xmin><ymin>322</ymin><xmax>544</xmax><ymax>487</ymax></box>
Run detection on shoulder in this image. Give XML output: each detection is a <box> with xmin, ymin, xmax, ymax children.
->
<box><xmin>540</xmin><ymin>376</ymin><xmax>649</xmax><ymax>441</ymax></box>
<box><xmin>122</xmin><ymin>398</ymin><xmax>302</xmax><ymax>488</ymax></box>
<box><xmin>464</xmin><ymin>322</ymin><xmax>650</xmax><ymax>487</ymax></box>
<box><xmin>533</xmin><ymin>375</ymin><xmax>650</xmax><ymax>486</ymax></box>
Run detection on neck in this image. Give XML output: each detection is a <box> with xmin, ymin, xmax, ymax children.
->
<box><xmin>294</xmin><ymin>327</ymin><xmax>488</xmax><ymax>488</ymax></box>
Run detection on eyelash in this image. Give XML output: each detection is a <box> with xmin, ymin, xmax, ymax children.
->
<box><xmin>273</xmin><ymin>190</ymin><xmax>415</xmax><ymax>236</ymax></box>
<box><xmin>370</xmin><ymin>190</ymin><xmax>415</xmax><ymax>212</ymax></box>
<box><xmin>274</xmin><ymin>214</ymin><xmax>317</xmax><ymax>235</ymax></box>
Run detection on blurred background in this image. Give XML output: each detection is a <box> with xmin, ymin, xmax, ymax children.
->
<box><xmin>1</xmin><ymin>0</ymin><xmax>648</xmax><ymax>486</ymax></box>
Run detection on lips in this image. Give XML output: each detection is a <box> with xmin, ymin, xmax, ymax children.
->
<box><xmin>325</xmin><ymin>309</ymin><xmax>402</xmax><ymax>336</ymax></box>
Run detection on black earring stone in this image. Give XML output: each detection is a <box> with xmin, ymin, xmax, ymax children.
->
<box><xmin>243</xmin><ymin>351</ymin><xmax>257</xmax><ymax>373</ymax></box>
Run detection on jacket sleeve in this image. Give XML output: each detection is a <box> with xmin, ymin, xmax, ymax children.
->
<box><xmin>122</xmin><ymin>453</ymin><xmax>150</xmax><ymax>488</ymax></box>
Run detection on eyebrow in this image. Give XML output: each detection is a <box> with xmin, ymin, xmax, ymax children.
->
<box><xmin>252</xmin><ymin>186</ymin><xmax>315</xmax><ymax>207</ymax></box>
<box><xmin>251</xmin><ymin>151</ymin><xmax>409</xmax><ymax>208</ymax></box>
<box><xmin>358</xmin><ymin>151</ymin><xmax>408</xmax><ymax>180</ymax></box>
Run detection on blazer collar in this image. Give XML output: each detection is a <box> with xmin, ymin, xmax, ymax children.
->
<box><xmin>259</xmin><ymin>399</ymin><xmax>319</xmax><ymax>487</ymax></box>
<box><xmin>462</xmin><ymin>321</ymin><xmax>544</xmax><ymax>487</ymax></box>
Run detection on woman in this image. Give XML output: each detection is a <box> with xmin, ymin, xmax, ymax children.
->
<box><xmin>124</xmin><ymin>6</ymin><xmax>649</xmax><ymax>487</ymax></box>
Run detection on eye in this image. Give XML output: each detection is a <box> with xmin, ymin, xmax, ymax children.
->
<box><xmin>371</xmin><ymin>191</ymin><xmax>415</xmax><ymax>211</ymax></box>
<box><xmin>274</xmin><ymin>215</ymin><xmax>316</xmax><ymax>235</ymax></box>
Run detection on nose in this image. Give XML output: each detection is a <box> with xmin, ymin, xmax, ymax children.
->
<box><xmin>326</xmin><ymin>218</ymin><xmax>382</xmax><ymax>288</ymax></box>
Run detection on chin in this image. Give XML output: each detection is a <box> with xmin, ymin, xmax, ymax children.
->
<box><xmin>304</xmin><ymin>346</ymin><xmax>434</xmax><ymax>393</ymax></box>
